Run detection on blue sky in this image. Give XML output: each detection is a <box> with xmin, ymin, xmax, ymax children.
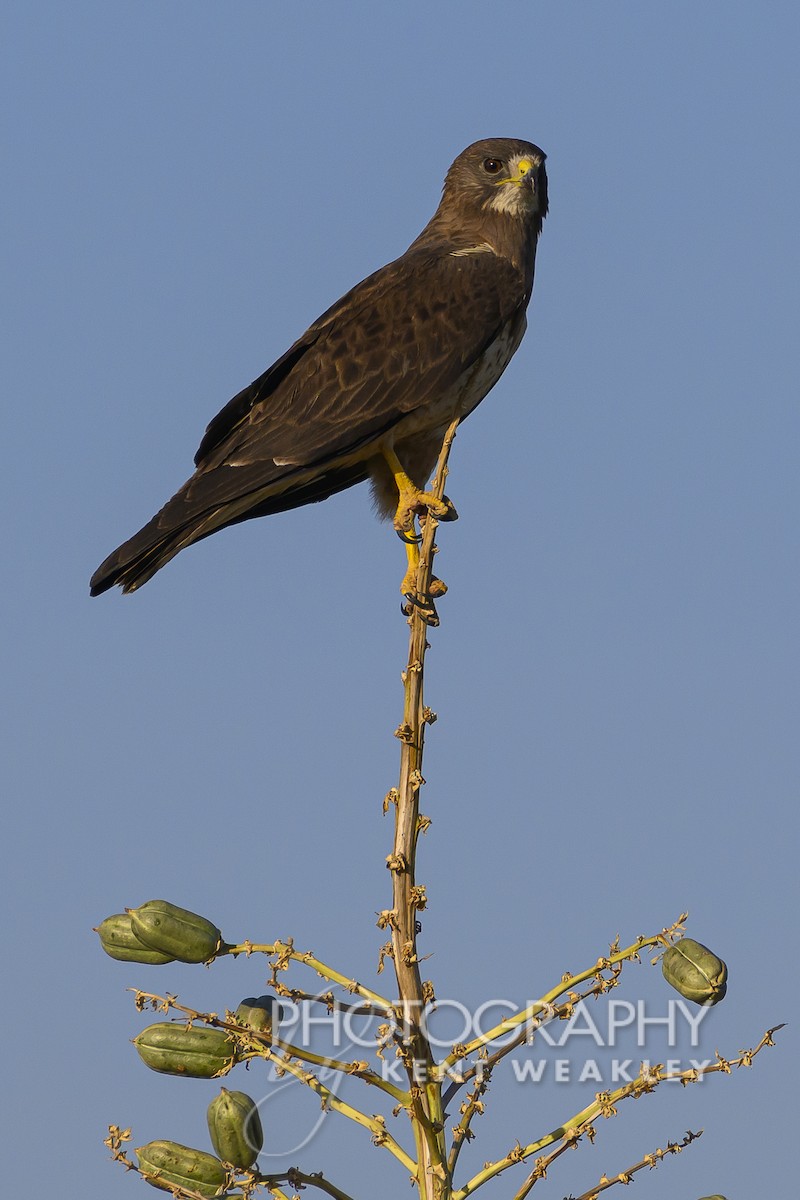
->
<box><xmin>3</xmin><ymin>3</ymin><xmax>797</xmax><ymax>1197</ymax></box>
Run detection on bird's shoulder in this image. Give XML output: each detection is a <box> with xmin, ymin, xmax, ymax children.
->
<box><xmin>309</xmin><ymin>240</ymin><xmax>525</xmax><ymax>334</ymax></box>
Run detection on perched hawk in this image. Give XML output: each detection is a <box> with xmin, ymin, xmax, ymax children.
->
<box><xmin>90</xmin><ymin>138</ymin><xmax>548</xmax><ymax>596</ymax></box>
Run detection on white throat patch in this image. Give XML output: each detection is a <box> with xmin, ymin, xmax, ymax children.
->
<box><xmin>487</xmin><ymin>183</ymin><xmax>532</xmax><ymax>216</ymax></box>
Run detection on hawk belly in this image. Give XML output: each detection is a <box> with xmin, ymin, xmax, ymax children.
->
<box><xmin>367</xmin><ymin>309</ymin><xmax>528</xmax><ymax>517</ymax></box>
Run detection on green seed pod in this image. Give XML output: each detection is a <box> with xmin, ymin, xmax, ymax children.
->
<box><xmin>697</xmin><ymin>1195</ymin><xmax>728</xmax><ymax>1199</ymax></box>
<box><xmin>129</xmin><ymin>899</ymin><xmax>222</xmax><ymax>963</ymax></box>
<box><xmin>207</xmin><ymin>1088</ymin><xmax>263</xmax><ymax>1168</ymax></box>
<box><xmin>95</xmin><ymin>913</ymin><xmax>175</xmax><ymax>965</ymax></box>
<box><xmin>134</xmin><ymin>1023</ymin><xmax>238</xmax><ymax>1078</ymax></box>
<box><xmin>234</xmin><ymin>995</ymin><xmax>281</xmax><ymax>1036</ymax></box>
<box><xmin>661</xmin><ymin>938</ymin><xmax>728</xmax><ymax>1006</ymax></box>
<box><xmin>135</xmin><ymin>1139</ymin><xmax>228</xmax><ymax>1197</ymax></box>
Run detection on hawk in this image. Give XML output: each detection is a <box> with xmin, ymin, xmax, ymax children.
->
<box><xmin>90</xmin><ymin>138</ymin><xmax>548</xmax><ymax>596</ymax></box>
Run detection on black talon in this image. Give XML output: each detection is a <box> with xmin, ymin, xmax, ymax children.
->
<box><xmin>422</xmin><ymin>603</ymin><xmax>440</xmax><ymax>627</ymax></box>
<box><xmin>437</xmin><ymin>495</ymin><xmax>459</xmax><ymax>522</ymax></box>
<box><xmin>396</xmin><ymin>528</ymin><xmax>422</xmax><ymax>545</ymax></box>
<box><xmin>402</xmin><ymin>591</ymin><xmax>439</xmax><ymax>625</ymax></box>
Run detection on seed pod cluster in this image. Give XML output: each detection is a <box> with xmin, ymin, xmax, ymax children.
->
<box><xmin>661</xmin><ymin>937</ymin><xmax>728</xmax><ymax>1006</ymax></box>
<box><xmin>135</xmin><ymin>1139</ymin><xmax>227</xmax><ymax>1197</ymax></box>
<box><xmin>234</xmin><ymin>994</ymin><xmax>281</xmax><ymax>1037</ymax></box>
<box><xmin>207</xmin><ymin>1088</ymin><xmax>263</xmax><ymax>1168</ymax></box>
<box><xmin>95</xmin><ymin>913</ymin><xmax>175</xmax><ymax>965</ymax></box>
<box><xmin>128</xmin><ymin>899</ymin><xmax>222</xmax><ymax>963</ymax></box>
<box><xmin>134</xmin><ymin>1022</ymin><xmax>238</xmax><ymax>1078</ymax></box>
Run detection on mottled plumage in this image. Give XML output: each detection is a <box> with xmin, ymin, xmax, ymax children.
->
<box><xmin>90</xmin><ymin>138</ymin><xmax>547</xmax><ymax>595</ymax></box>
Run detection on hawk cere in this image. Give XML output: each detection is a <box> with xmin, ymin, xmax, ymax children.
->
<box><xmin>90</xmin><ymin>138</ymin><xmax>548</xmax><ymax>597</ymax></box>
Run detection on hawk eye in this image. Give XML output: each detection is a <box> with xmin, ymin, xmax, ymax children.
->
<box><xmin>482</xmin><ymin>158</ymin><xmax>503</xmax><ymax>174</ymax></box>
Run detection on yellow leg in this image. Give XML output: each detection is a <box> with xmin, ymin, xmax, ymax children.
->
<box><xmin>399</xmin><ymin>534</ymin><xmax>448</xmax><ymax>599</ymax></box>
<box><xmin>382</xmin><ymin>447</ymin><xmax>453</xmax><ymax>533</ymax></box>
<box><xmin>382</xmin><ymin>447</ymin><xmax>454</xmax><ymax>597</ymax></box>
<box><xmin>400</xmin><ymin>535</ymin><xmax>421</xmax><ymax>596</ymax></box>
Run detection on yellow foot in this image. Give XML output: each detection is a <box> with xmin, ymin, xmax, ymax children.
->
<box><xmin>399</xmin><ymin>568</ymin><xmax>448</xmax><ymax>598</ymax></box>
<box><xmin>393</xmin><ymin>489</ymin><xmax>458</xmax><ymax>535</ymax></box>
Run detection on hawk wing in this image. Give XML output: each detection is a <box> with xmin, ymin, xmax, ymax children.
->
<box><xmin>195</xmin><ymin>246</ymin><xmax>526</xmax><ymax>473</ymax></box>
<box><xmin>90</xmin><ymin>246</ymin><xmax>526</xmax><ymax>593</ymax></box>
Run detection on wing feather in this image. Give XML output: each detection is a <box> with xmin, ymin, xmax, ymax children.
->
<box><xmin>90</xmin><ymin>246</ymin><xmax>526</xmax><ymax>594</ymax></box>
<box><xmin>196</xmin><ymin>247</ymin><xmax>525</xmax><ymax>474</ymax></box>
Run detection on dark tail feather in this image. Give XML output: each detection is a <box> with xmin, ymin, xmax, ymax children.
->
<box><xmin>89</xmin><ymin>514</ymin><xmax>205</xmax><ymax>595</ymax></box>
<box><xmin>89</xmin><ymin>459</ymin><xmax>372</xmax><ymax>595</ymax></box>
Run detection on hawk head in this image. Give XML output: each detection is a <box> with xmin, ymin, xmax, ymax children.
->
<box><xmin>414</xmin><ymin>138</ymin><xmax>548</xmax><ymax>268</ymax></box>
<box><xmin>442</xmin><ymin>138</ymin><xmax>548</xmax><ymax>225</ymax></box>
